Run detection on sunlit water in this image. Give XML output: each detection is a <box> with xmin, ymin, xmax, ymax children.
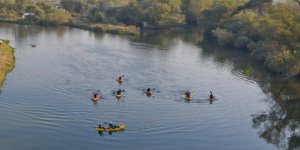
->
<box><xmin>0</xmin><ymin>24</ymin><xmax>276</xmax><ymax>150</ymax></box>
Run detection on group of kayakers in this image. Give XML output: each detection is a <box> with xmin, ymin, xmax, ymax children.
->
<box><xmin>94</xmin><ymin>75</ymin><xmax>215</xmax><ymax>133</ymax></box>
<box><xmin>92</xmin><ymin>75</ymin><xmax>215</xmax><ymax>102</ymax></box>
<box><xmin>184</xmin><ymin>90</ymin><xmax>214</xmax><ymax>103</ymax></box>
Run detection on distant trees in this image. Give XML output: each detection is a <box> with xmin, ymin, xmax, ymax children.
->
<box><xmin>44</xmin><ymin>8</ymin><xmax>72</xmax><ymax>25</ymax></box>
<box><xmin>0</xmin><ymin>0</ymin><xmax>72</xmax><ymax>25</ymax></box>
<box><xmin>211</xmin><ymin>1</ymin><xmax>300</xmax><ymax>76</ymax></box>
<box><xmin>25</xmin><ymin>4</ymin><xmax>45</xmax><ymax>20</ymax></box>
<box><xmin>61</xmin><ymin>0</ymin><xmax>88</xmax><ymax>15</ymax></box>
<box><xmin>138</xmin><ymin>0</ymin><xmax>185</xmax><ymax>28</ymax></box>
<box><xmin>85</xmin><ymin>0</ymin><xmax>185</xmax><ymax>28</ymax></box>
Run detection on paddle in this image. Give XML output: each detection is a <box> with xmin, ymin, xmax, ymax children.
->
<box><xmin>142</xmin><ymin>88</ymin><xmax>155</xmax><ymax>91</ymax></box>
<box><xmin>209</xmin><ymin>91</ymin><xmax>214</xmax><ymax>99</ymax></box>
<box><xmin>179</xmin><ymin>90</ymin><xmax>195</xmax><ymax>94</ymax></box>
<box><xmin>117</xmin><ymin>75</ymin><xmax>125</xmax><ymax>79</ymax></box>
<box><xmin>92</xmin><ymin>90</ymin><xmax>100</xmax><ymax>95</ymax></box>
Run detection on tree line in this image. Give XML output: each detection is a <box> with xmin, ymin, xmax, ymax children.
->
<box><xmin>1</xmin><ymin>0</ymin><xmax>300</xmax><ymax>77</ymax></box>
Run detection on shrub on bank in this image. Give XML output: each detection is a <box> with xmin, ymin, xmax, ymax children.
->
<box><xmin>0</xmin><ymin>40</ymin><xmax>15</xmax><ymax>87</ymax></box>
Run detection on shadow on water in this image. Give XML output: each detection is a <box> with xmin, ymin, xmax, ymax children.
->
<box><xmin>0</xmin><ymin>23</ymin><xmax>68</xmax><ymax>40</ymax></box>
<box><xmin>200</xmin><ymin>40</ymin><xmax>300</xmax><ymax>150</ymax></box>
<box><xmin>130</xmin><ymin>28</ymin><xmax>204</xmax><ymax>50</ymax></box>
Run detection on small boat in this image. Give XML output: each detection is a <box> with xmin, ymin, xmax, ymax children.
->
<box><xmin>146</xmin><ymin>91</ymin><xmax>152</xmax><ymax>97</ymax></box>
<box><xmin>116</xmin><ymin>75</ymin><xmax>124</xmax><ymax>83</ymax></box>
<box><xmin>31</xmin><ymin>44</ymin><xmax>37</xmax><ymax>48</ymax></box>
<box><xmin>185</xmin><ymin>96</ymin><xmax>192</xmax><ymax>101</ymax></box>
<box><xmin>116</xmin><ymin>93</ymin><xmax>123</xmax><ymax>99</ymax></box>
<box><xmin>117</xmin><ymin>79</ymin><xmax>123</xmax><ymax>84</ymax></box>
<box><xmin>96</xmin><ymin>122</ymin><xmax>125</xmax><ymax>132</ymax></box>
<box><xmin>92</xmin><ymin>95</ymin><xmax>100</xmax><ymax>101</ymax></box>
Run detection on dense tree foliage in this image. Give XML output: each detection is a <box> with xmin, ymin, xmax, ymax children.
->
<box><xmin>44</xmin><ymin>8</ymin><xmax>71</xmax><ymax>25</ymax></box>
<box><xmin>0</xmin><ymin>0</ymin><xmax>71</xmax><ymax>24</ymax></box>
<box><xmin>212</xmin><ymin>1</ymin><xmax>300</xmax><ymax>76</ymax></box>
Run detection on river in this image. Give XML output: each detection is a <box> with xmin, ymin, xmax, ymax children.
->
<box><xmin>0</xmin><ymin>23</ymin><xmax>298</xmax><ymax>150</ymax></box>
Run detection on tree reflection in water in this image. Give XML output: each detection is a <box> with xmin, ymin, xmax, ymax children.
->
<box><xmin>200</xmin><ymin>41</ymin><xmax>300</xmax><ymax>150</ymax></box>
<box><xmin>131</xmin><ymin>31</ymin><xmax>300</xmax><ymax>149</ymax></box>
<box><xmin>252</xmin><ymin>79</ymin><xmax>300</xmax><ymax>150</ymax></box>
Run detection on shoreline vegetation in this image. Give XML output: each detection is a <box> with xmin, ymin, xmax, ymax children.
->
<box><xmin>0</xmin><ymin>19</ymin><xmax>140</xmax><ymax>36</ymax></box>
<box><xmin>0</xmin><ymin>0</ymin><xmax>300</xmax><ymax>77</ymax></box>
<box><xmin>67</xmin><ymin>22</ymin><xmax>140</xmax><ymax>36</ymax></box>
<box><xmin>0</xmin><ymin>40</ymin><xmax>15</xmax><ymax>88</ymax></box>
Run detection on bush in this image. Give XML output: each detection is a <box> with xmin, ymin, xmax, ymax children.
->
<box><xmin>95</xmin><ymin>11</ymin><xmax>105</xmax><ymax>22</ymax></box>
<box><xmin>44</xmin><ymin>9</ymin><xmax>72</xmax><ymax>25</ymax></box>
<box><xmin>212</xmin><ymin>27</ymin><xmax>234</xmax><ymax>45</ymax></box>
<box><xmin>247</xmin><ymin>41</ymin><xmax>256</xmax><ymax>51</ymax></box>
<box><xmin>234</xmin><ymin>35</ymin><xmax>251</xmax><ymax>49</ymax></box>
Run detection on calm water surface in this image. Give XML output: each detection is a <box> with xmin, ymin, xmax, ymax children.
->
<box><xmin>0</xmin><ymin>24</ymin><xmax>276</xmax><ymax>150</ymax></box>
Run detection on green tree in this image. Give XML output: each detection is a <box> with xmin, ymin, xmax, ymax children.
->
<box><xmin>44</xmin><ymin>8</ymin><xmax>72</xmax><ymax>25</ymax></box>
<box><xmin>15</xmin><ymin>0</ymin><xmax>32</xmax><ymax>13</ymax></box>
<box><xmin>184</xmin><ymin>0</ymin><xmax>214</xmax><ymax>24</ymax></box>
<box><xmin>36</xmin><ymin>0</ymin><xmax>56</xmax><ymax>14</ymax></box>
<box><xmin>212</xmin><ymin>27</ymin><xmax>234</xmax><ymax>45</ymax></box>
<box><xmin>25</xmin><ymin>4</ymin><xmax>45</xmax><ymax>20</ymax></box>
<box><xmin>61</xmin><ymin>0</ymin><xmax>88</xmax><ymax>14</ymax></box>
<box><xmin>141</xmin><ymin>0</ymin><xmax>185</xmax><ymax>28</ymax></box>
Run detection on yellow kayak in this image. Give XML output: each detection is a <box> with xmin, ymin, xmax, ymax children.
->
<box><xmin>185</xmin><ymin>96</ymin><xmax>192</xmax><ymax>101</ymax></box>
<box><xmin>116</xmin><ymin>93</ymin><xmax>123</xmax><ymax>99</ymax></box>
<box><xmin>96</xmin><ymin>124</ymin><xmax>125</xmax><ymax>132</ymax></box>
<box><xmin>116</xmin><ymin>79</ymin><xmax>123</xmax><ymax>83</ymax></box>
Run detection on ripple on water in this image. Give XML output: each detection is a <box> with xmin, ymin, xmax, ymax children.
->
<box><xmin>0</xmin><ymin>24</ymin><xmax>275</xmax><ymax>150</ymax></box>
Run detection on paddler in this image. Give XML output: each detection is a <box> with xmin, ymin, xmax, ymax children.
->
<box><xmin>185</xmin><ymin>91</ymin><xmax>191</xmax><ymax>99</ymax></box>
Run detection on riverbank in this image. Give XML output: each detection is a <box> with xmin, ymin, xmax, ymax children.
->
<box><xmin>0</xmin><ymin>18</ymin><xmax>140</xmax><ymax>36</ymax></box>
<box><xmin>0</xmin><ymin>40</ymin><xmax>15</xmax><ymax>87</ymax></box>
<box><xmin>67</xmin><ymin>22</ymin><xmax>140</xmax><ymax>36</ymax></box>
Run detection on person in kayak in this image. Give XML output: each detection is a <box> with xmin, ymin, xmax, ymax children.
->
<box><xmin>108</xmin><ymin>122</ymin><xmax>118</xmax><ymax>129</ymax></box>
<box><xmin>92</xmin><ymin>90</ymin><xmax>100</xmax><ymax>100</ymax></box>
<box><xmin>146</xmin><ymin>88</ymin><xmax>152</xmax><ymax>97</ymax></box>
<box><xmin>209</xmin><ymin>91</ymin><xmax>214</xmax><ymax>104</ymax></box>
<box><xmin>185</xmin><ymin>91</ymin><xmax>191</xmax><ymax>99</ymax></box>
<box><xmin>117</xmin><ymin>75</ymin><xmax>124</xmax><ymax>85</ymax></box>
<box><xmin>118</xmin><ymin>76</ymin><xmax>123</xmax><ymax>81</ymax></box>
<box><xmin>116</xmin><ymin>89</ymin><xmax>123</xmax><ymax>95</ymax></box>
<box><xmin>209</xmin><ymin>91</ymin><xmax>213</xmax><ymax>100</ymax></box>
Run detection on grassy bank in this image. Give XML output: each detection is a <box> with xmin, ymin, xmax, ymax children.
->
<box><xmin>0</xmin><ymin>18</ymin><xmax>140</xmax><ymax>36</ymax></box>
<box><xmin>0</xmin><ymin>40</ymin><xmax>15</xmax><ymax>87</ymax></box>
<box><xmin>67</xmin><ymin>22</ymin><xmax>140</xmax><ymax>36</ymax></box>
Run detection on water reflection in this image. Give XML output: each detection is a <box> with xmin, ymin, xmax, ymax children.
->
<box><xmin>0</xmin><ymin>23</ymin><xmax>69</xmax><ymax>42</ymax></box>
<box><xmin>200</xmin><ymin>40</ymin><xmax>300</xmax><ymax>150</ymax></box>
<box><xmin>251</xmin><ymin>79</ymin><xmax>300</xmax><ymax>150</ymax></box>
<box><xmin>0</xmin><ymin>22</ymin><xmax>298</xmax><ymax>149</ymax></box>
<box><xmin>130</xmin><ymin>28</ymin><xmax>204</xmax><ymax>50</ymax></box>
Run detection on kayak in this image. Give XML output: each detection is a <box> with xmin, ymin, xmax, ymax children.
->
<box><xmin>92</xmin><ymin>95</ymin><xmax>100</xmax><ymax>101</ymax></box>
<box><xmin>185</xmin><ymin>96</ymin><xmax>192</xmax><ymax>101</ymax></box>
<box><xmin>96</xmin><ymin>124</ymin><xmax>125</xmax><ymax>132</ymax></box>
<box><xmin>116</xmin><ymin>93</ymin><xmax>123</xmax><ymax>99</ymax></box>
<box><xmin>116</xmin><ymin>79</ymin><xmax>123</xmax><ymax>83</ymax></box>
<box><xmin>146</xmin><ymin>92</ymin><xmax>152</xmax><ymax>96</ymax></box>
